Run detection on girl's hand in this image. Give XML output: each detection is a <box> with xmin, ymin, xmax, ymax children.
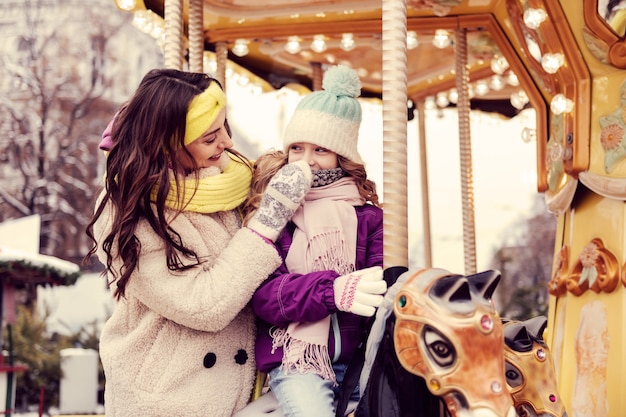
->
<box><xmin>247</xmin><ymin>160</ymin><xmax>312</xmax><ymax>241</ymax></box>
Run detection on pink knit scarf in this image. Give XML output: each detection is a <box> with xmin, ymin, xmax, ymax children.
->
<box><xmin>271</xmin><ymin>177</ymin><xmax>364</xmax><ymax>383</ymax></box>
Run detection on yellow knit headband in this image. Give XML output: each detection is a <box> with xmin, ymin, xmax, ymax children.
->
<box><xmin>184</xmin><ymin>82</ymin><xmax>227</xmax><ymax>146</ymax></box>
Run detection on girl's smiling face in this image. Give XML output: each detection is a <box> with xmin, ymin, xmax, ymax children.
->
<box><xmin>179</xmin><ymin>109</ymin><xmax>232</xmax><ymax>171</ymax></box>
<box><xmin>287</xmin><ymin>142</ymin><xmax>339</xmax><ymax>171</ymax></box>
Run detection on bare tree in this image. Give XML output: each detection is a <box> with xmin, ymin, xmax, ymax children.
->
<box><xmin>0</xmin><ymin>0</ymin><xmax>157</xmax><ymax>264</ymax></box>
<box><xmin>490</xmin><ymin>195</ymin><xmax>557</xmax><ymax>320</ymax></box>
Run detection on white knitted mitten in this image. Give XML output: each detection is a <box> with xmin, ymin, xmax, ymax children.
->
<box><xmin>333</xmin><ymin>266</ymin><xmax>387</xmax><ymax>317</ymax></box>
<box><xmin>247</xmin><ymin>160</ymin><xmax>312</xmax><ymax>241</ymax></box>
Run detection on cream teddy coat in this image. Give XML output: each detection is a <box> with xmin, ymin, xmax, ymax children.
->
<box><xmin>93</xmin><ymin>197</ymin><xmax>281</xmax><ymax>417</ymax></box>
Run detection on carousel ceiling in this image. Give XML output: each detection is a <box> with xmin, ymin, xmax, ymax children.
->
<box><xmin>119</xmin><ymin>0</ymin><xmax>529</xmax><ymax>117</ymax></box>
<box><xmin>114</xmin><ymin>0</ymin><xmax>607</xmax><ymax>197</ymax></box>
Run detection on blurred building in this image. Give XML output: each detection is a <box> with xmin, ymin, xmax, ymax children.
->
<box><xmin>0</xmin><ymin>0</ymin><xmax>163</xmax><ymax>102</ymax></box>
<box><xmin>0</xmin><ymin>0</ymin><xmax>163</xmax><ymax>261</ymax></box>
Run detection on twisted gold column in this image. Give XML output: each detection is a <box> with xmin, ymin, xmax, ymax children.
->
<box><xmin>188</xmin><ymin>0</ymin><xmax>204</xmax><ymax>73</ymax></box>
<box><xmin>163</xmin><ymin>0</ymin><xmax>183</xmax><ymax>70</ymax></box>
<box><xmin>454</xmin><ymin>28</ymin><xmax>477</xmax><ymax>275</ymax></box>
<box><xmin>215</xmin><ymin>42</ymin><xmax>228</xmax><ymax>91</ymax></box>
<box><xmin>382</xmin><ymin>0</ymin><xmax>409</xmax><ymax>267</ymax></box>
<box><xmin>311</xmin><ymin>62</ymin><xmax>323</xmax><ymax>91</ymax></box>
<box><xmin>417</xmin><ymin>99</ymin><xmax>432</xmax><ymax>268</ymax></box>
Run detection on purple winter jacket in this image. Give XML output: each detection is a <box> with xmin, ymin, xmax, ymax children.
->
<box><xmin>252</xmin><ymin>204</ymin><xmax>384</xmax><ymax>373</ymax></box>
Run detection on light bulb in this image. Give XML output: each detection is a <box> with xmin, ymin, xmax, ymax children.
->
<box><xmin>432</xmin><ymin>29</ymin><xmax>451</xmax><ymax>49</ymax></box>
<box><xmin>521</xmin><ymin>127</ymin><xmax>536</xmax><ymax>143</ymax></box>
<box><xmin>132</xmin><ymin>10</ymin><xmax>153</xmax><ymax>33</ymax></box>
<box><xmin>510</xmin><ymin>90</ymin><xmax>529</xmax><ymax>110</ymax></box>
<box><xmin>251</xmin><ymin>83</ymin><xmax>263</xmax><ymax>95</ymax></box>
<box><xmin>340</xmin><ymin>33</ymin><xmax>356</xmax><ymax>51</ymax></box>
<box><xmin>150</xmin><ymin>24</ymin><xmax>163</xmax><ymax>40</ymax></box>
<box><xmin>541</xmin><ymin>53</ymin><xmax>564</xmax><ymax>74</ymax></box>
<box><xmin>232</xmin><ymin>39</ymin><xmax>249</xmax><ymax>57</ymax></box>
<box><xmin>489</xmin><ymin>75</ymin><xmax>505</xmax><ymax>91</ymax></box>
<box><xmin>117</xmin><ymin>0</ymin><xmax>136</xmax><ymax>11</ymax></box>
<box><xmin>203</xmin><ymin>56</ymin><xmax>217</xmax><ymax>73</ymax></box>
<box><xmin>436</xmin><ymin>92</ymin><xmax>449</xmax><ymax>108</ymax></box>
<box><xmin>237</xmin><ymin>74</ymin><xmax>250</xmax><ymax>86</ymax></box>
<box><xmin>474</xmin><ymin>80</ymin><xmax>489</xmax><ymax>96</ymax></box>
<box><xmin>550</xmin><ymin>94</ymin><xmax>574</xmax><ymax>114</ymax></box>
<box><xmin>490</xmin><ymin>56</ymin><xmax>509</xmax><ymax>75</ymax></box>
<box><xmin>407</xmin><ymin>31</ymin><xmax>419</xmax><ymax>50</ymax></box>
<box><xmin>507</xmin><ymin>72</ymin><xmax>520</xmax><ymax>87</ymax></box>
<box><xmin>285</xmin><ymin>36</ymin><xmax>302</xmax><ymax>54</ymax></box>
<box><xmin>424</xmin><ymin>96</ymin><xmax>437</xmax><ymax>110</ymax></box>
<box><xmin>523</xmin><ymin>8</ymin><xmax>547</xmax><ymax>29</ymax></box>
<box><xmin>448</xmin><ymin>89</ymin><xmax>458</xmax><ymax>104</ymax></box>
<box><xmin>311</xmin><ymin>35</ymin><xmax>328</xmax><ymax>53</ymax></box>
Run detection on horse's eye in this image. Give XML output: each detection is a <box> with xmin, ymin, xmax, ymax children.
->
<box><xmin>398</xmin><ymin>295</ymin><xmax>407</xmax><ymax>308</ymax></box>
<box><xmin>505</xmin><ymin>361</ymin><xmax>523</xmax><ymax>388</ymax></box>
<box><xmin>423</xmin><ymin>326</ymin><xmax>456</xmax><ymax>367</ymax></box>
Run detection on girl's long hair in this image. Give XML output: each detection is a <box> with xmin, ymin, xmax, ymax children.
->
<box><xmin>242</xmin><ymin>150</ymin><xmax>380</xmax><ymax>226</ymax></box>
<box><xmin>84</xmin><ymin>68</ymin><xmax>251</xmax><ymax>299</ymax></box>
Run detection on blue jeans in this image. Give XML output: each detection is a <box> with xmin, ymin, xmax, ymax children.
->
<box><xmin>268</xmin><ymin>363</ymin><xmax>359</xmax><ymax>417</ymax></box>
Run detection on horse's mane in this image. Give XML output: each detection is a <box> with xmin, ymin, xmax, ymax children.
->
<box><xmin>354</xmin><ymin>267</ymin><xmax>447</xmax><ymax>417</ymax></box>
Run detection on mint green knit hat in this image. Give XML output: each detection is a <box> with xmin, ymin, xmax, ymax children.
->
<box><xmin>283</xmin><ymin>65</ymin><xmax>364</xmax><ymax>164</ymax></box>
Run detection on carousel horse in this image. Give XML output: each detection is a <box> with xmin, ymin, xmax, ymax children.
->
<box><xmin>356</xmin><ymin>267</ymin><xmax>567</xmax><ymax>417</ymax></box>
<box><xmin>355</xmin><ymin>267</ymin><xmax>515</xmax><ymax>417</ymax></box>
<box><xmin>503</xmin><ymin>317</ymin><xmax>568</xmax><ymax>417</ymax></box>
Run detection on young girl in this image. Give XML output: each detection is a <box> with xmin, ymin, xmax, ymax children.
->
<box><xmin>84</xmin><ymin>68</ymin><xmax>312</xmax><ymax>417</ymax></box>
<box><xmin>244</xmin><ymin>65</ymin><xmax>386</xmax><ymax>417</ymax></box>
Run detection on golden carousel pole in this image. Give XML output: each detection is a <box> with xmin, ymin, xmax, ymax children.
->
<box><xmin>215</xmin><ymin>42</ymin><xmax>228</xmax><ymax>91</ymax></box>
<box><xmin>163</xmin><ymin>0</ymin><xmax>183</xmax><ymax>70</ymax></box>
<box><xmin>416</xmin><ymin>99</ymin><xmax>433</xmax><ymax>268</ymax></box>
<box><xmin>188</xmin><ymin>0</ymin><xmax>204</xmax><ymax>73</ymax></box>
<box><xmin>382</xmin><ymin>0</ymin><xmax>409</xmax><ymax>268</ymax></box>
<box><xmin>454</xmin><ymin>28</ymin><xmax>477</xmax><ymax>275</ymax></box>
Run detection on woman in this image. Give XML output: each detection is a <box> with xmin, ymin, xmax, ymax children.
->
<box><xmin>84</xmin><ymin>68</ymin><xmax>311</xmax><ymax>417</ymax></box>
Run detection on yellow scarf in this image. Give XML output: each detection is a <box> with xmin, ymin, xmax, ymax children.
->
<box><xmin>152</xmin><ymin>154</ymin><xmax>252</xmax><ymax>213</ymax></box>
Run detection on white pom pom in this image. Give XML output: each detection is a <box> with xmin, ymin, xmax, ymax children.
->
<box><xmin>322</xmin><ymin>65</ymin><xmax>361</xmax><ymax>98</ymax></box>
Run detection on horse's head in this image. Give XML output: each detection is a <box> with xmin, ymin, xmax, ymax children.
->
<box><xmin>393</xmin><ymin>268</ymin><xmax>515</xmax><ymax>417</ymax></box>
<box><xmin>503</xmin><ymin>316</ymin><xmax>568</xmax><ymax>417</ymax></box>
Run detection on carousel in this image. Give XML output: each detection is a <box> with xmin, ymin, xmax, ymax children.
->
<box><xmin>110</xmin><ymin>0</ymin><xmax>626</xmax><ymax>415</ymax></box>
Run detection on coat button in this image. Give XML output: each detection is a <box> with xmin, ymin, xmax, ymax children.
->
<box><xmin>234</xmin><ymin>349</ymin><xmax>248</xmax><ymax>365</ymax></box>
<box><xmin>203</xmin><ymin>352</ymin><xmax>217</xmax><ymax>368</ymax></box>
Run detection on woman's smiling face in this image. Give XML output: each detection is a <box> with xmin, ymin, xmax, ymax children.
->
<box><xmin>179</xmin><ymin>109</ymin><xmax>232</xmax><ymax>171</ymax></box>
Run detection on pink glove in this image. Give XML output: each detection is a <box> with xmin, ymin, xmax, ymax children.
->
<box><xmin>333</xmin><ymin>266</ymin><xmax>387</xmax><ymax>317</ymax></box>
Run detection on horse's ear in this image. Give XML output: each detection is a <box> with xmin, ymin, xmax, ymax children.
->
<box><xmin>507</xmin><ymin>324</ymin><xmax>533</xmax><ymax>352</ymax></box>
<box><xmin>448</xmin><ymin>280</ymin><xmax>472</xmax><ymax>303</ymax></box>
<box><xmin>524</xmin><ymin>316</ymin><xmax>548</xmax><ymax>341</ymax></box>
<box><xmin>467</xmin><ymin>269</ymin><xmax>501</xmax><ymax>300</ymax></box>
<box><xmin>431</xmin><ymin>275</ymin><xmax>472</xmax><ymax>303</ymax></box>
<box><xmin>383</xmin><ymin>266</ymin><xmax>409</xmax><ymax>287</ymax></box>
